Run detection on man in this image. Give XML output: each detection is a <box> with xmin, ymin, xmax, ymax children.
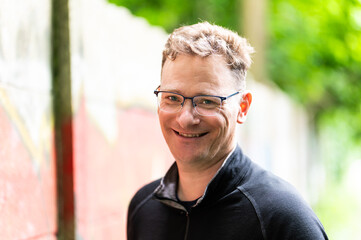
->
<box><xmin>127</xmin><ymin>22</ymin><xmax>328</xmax><ymax>240</ymax></box>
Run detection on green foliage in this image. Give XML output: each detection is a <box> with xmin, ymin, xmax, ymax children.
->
<box><xmin>268</xmin><ymin>2</ymin><xmax>361</xmax><ymax>208</ymax></box>
<box><xmin>268</xmin><ymin>0</ymin><xmax>361</xmax><ymax>129</ymax></box>
<box><xmin>108</xmin><ymin>0</ymin><xmax>241</xmax><ymax>32</ymax></box>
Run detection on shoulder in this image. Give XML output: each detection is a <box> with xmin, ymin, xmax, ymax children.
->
<box><xmin>238</xmin><ymin>163</ymin><xmax>328</xmax><ymax>239</ymax></box>
<box><xmin>127</xmin><ymin>179</ymin><xmax>162</xmax><ymax>239</ymax></box>
<box><xmin>128</xmin><ymin>178</ymin><xmax>161</xmax><ymax>220</ymax></box>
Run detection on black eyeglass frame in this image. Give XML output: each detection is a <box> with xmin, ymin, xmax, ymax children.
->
<box><xmin>153</xmin><ymin>87</ymin><xmax>241</xmax><ymax>115</ymax></box>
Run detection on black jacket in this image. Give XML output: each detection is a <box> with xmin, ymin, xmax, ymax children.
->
<box><xmin>127</xmin><ymin>145</ymin><xmax>328</xmax><ymax>240</ymax></box>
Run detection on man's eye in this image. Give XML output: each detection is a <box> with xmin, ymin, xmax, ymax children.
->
<box><xmin>202</xmin><ymin>99</ymin><xmax>215</xmax><ymax>104</ymax></box>
<box><xmin>169</xmin><ymin>96</ymin><xmax>178</xmax><ymax>101</ymax></box>
<box><xmin>196</xmin><ymin>97</ymin><xmax>220</xmax><ymax>108</ymax></box>
<box><xmin>165</xmin><ymin>95</ymin><xmax>181</xmax><ymax>102</ymax></box>
<box><xmin>199</xmin><ymin>98</ymin><xmax>217</xmax><ymax>105</ymax></box>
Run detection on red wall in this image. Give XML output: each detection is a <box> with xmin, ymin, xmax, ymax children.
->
<box><xmin>0</xmin><ymin>102</ymin><xmax>56</xmax><ymax>239</ymax></box>
<box><xmin>0</xmin><ymin>94</ymin><xmax>173</xmax><ymax>239</ymax></box>
<box><xmin>73</xmin><ymin>97</ymin><xmax>173</xmax><ymax>239</ymax></box>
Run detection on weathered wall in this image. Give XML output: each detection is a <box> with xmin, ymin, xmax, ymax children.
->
<box><xmin>69</xmin><ymin>0</ymin><xmax>173</xmax><ymax>239</ymax></box>
<box><xmin>0</xmin><ymin>0</ymin><xmax>57</xmax><ymax>239</ymax></box>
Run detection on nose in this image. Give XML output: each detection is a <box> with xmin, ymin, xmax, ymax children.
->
<box><xmin>176</xmin><ymin>99</ymin><xmax>200</xmax><ymax>128</ymax></box>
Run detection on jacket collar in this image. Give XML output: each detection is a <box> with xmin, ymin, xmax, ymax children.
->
<box><xmin>153</xmin><ymin>145</ymin><xmax>251</xmax><ymax>208</ymax></box>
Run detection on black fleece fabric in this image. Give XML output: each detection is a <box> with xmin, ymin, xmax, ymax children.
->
<box><xmin>127</xmin><ymin>145</ymin><xmax>328</xmax><ymax>240</ymax></box>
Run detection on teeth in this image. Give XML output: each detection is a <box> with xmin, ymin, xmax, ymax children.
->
<box><xmin>179</xmin><ymin>132</ymin><xmax>201</xmax><ymax>138</ymax></box>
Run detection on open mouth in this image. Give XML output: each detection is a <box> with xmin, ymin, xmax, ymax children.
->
<box><xmin>174</xmin><ymin>130</ymin><xmax>208</xmax><ymax>138</ymax></box>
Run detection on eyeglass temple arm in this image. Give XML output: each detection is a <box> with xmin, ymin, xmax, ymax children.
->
<box><xmin>154</xmin><ymin>85</ymin><xmax>161</xmax><ymax>95</ymax></box>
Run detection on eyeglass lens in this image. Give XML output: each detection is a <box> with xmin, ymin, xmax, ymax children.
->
<box><xmin>157</xmin><ymin>92</ymin><xmax>221</xmax><ymax>116</ymax></box>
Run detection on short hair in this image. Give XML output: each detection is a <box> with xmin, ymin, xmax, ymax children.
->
<box><xmin>162</xmin><ymin>22</ymin><xmax>254</xmax><ymax>89</ymax></box>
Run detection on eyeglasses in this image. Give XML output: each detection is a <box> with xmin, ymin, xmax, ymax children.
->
<box><xmin>154</xmin><ymin>88</ymin><xmax>241</xmax><ymax>116</ymax></box>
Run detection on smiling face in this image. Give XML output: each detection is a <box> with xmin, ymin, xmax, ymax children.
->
<box><xmin>159</xmin><ymin>54</ymin><xmax>248</xmax><ymax>169</ymax></box>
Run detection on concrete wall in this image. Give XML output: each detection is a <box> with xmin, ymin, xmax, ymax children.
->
<box><xmin>0</xmin><ymin>0</ymin><xmax>312</xmax><ymax>239</ymax></box>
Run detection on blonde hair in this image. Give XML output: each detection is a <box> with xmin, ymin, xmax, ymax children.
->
<box><xmin>162</xmin><ymin>22</ymin><xmax>254</xmax><ymax>89</ymax></box>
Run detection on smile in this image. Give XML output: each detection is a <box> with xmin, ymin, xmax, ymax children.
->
<box><xmin>174</xmin><ymin>130</ymin><xmax>208</xmax><ymax>138</ymax></box>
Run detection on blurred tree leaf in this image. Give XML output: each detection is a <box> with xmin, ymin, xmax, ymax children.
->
<box><xmin>108</xmin><ymin>0</ymin><xmax>241</xmax><ymax>32</ymax></box>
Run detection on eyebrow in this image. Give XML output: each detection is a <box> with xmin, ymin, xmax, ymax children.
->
<box><xmin>159</xmin><ymin>90</ymin><xmax>222</xmax><ymax>97</ymax></box>
<box><xmin>159</xmin><ymin>86</ymin><xmax>219</xmax><ymax>96</ymax></box>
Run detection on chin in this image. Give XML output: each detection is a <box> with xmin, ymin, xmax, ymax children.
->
<box><xmin>172</xmin><ymin>149</ymin><xmax>208</xmax><ymax>164</ymax></box>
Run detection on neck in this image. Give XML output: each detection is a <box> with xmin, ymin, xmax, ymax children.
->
<box><xmin>177</xmin><ymin>151</ymin><xmax>232</xmax><ymax>201</ymax></box>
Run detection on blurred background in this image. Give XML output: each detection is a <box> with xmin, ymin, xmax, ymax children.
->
<box><xmin>0</xmin><ymin>0</ymin><xmax>360</xmax><ymax>239</ymax></box>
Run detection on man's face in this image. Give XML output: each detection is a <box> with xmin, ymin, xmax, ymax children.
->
<box><xmin>159</xmin><ymin>54</ymin><xmax>245</xmax><ymax>168</ymax></box>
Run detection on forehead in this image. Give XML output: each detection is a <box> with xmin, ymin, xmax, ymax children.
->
<box><xmin>161</xmin><ymin>54</ymin><xmax>237</xmax><ymax>94</ymax></box>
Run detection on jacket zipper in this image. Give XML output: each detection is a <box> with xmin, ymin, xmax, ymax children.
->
<box><xmin>184</xmin><ymin>211</ymin><xmax>190</xmax><ymax>240</ymax></box>
<box><xmin>156</xmin><ymin>198</ymin><xmax>192</xmax><ymax>240</ymax></box>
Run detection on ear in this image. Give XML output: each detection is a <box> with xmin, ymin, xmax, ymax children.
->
<box><xmin>237</xmin><ymin>92</ymin><xmax>252</xmax><ymax>124</ymax></box>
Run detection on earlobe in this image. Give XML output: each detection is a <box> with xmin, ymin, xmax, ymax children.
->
<box><xmin>237</xmin><ymin>92</ymin><xmax>252</xmax><ymax>124</ymax></box>
<box><xmin>237</xmin><ymin>108</ymin><xmax>247</xmax><ymax>124</ymax></box>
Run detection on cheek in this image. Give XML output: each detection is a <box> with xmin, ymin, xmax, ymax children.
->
<box><xmin>209</xmin><ymin>116</ymin><xmax>229</xmax><ymax>137</ymax></box>
<box><xmin>158</xmin><ymin>112</ymin><xmax>167</xmax><ymax>130</ymax></box>
<box><xmin>158</xmin><ymin>112</ymin><xmax>173</xmax><ymax>131</ymax></box>
<box><xmin>216</xmin><ymin>111</ymin><xmax>237</xmax><ymax>137</ymax></box>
